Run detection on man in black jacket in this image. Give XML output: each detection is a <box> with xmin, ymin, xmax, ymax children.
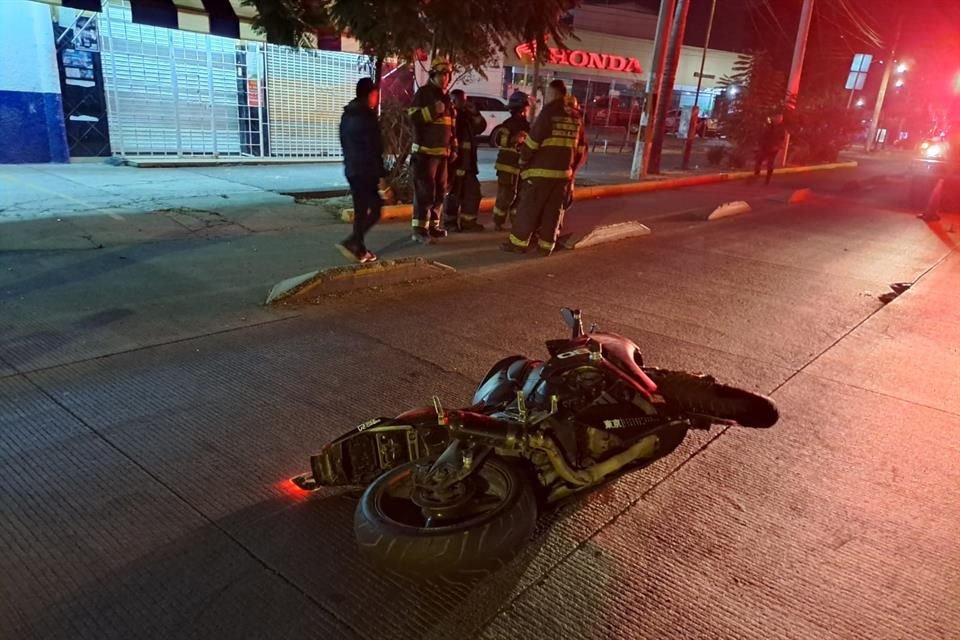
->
<box><xmin>338</xmin><ymin>77</ymin><xmax>386</xmax><ymax>262</ymax></box>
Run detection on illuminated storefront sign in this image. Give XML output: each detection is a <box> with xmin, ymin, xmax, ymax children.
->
<box><xmin>515</xmin><ymin>42</ymin><xmax>644</xmax><ymax>74</ymax></box>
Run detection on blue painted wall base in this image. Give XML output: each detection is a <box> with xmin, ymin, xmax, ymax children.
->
<box><xmin>0</xmin><ymin>90</ymin><xmax>69</xmax><ymax>163</ymax></box>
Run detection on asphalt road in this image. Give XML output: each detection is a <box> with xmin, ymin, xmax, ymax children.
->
<box><xmin>1</xmin><ymin>159</ymin><xmax>958</xmax><ymax>640</ymax></box>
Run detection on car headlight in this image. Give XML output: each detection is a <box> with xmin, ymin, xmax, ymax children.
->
<box><xmin>923</xmin><ymin>142</ymin><xmax>949</xmax><ymax>159</ymax></box>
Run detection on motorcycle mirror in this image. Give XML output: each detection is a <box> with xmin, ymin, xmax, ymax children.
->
<box><xmin>560</xmin><ymin>307</ymin><xmax>584</xmax><ymax>338</ymax></box>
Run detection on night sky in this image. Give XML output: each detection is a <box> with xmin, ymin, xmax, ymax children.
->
<box><xmin>614</xmin><ymin>0</ymin><xmax>960</xmax><ymax>110</ymax></box>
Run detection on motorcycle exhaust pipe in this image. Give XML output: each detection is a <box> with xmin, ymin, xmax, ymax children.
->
<box><xmin>447</xmin><ymin>411</ymin><xmax>521</xmax><ymax>449</ymax></box>
<box><xmin>529</xmin><ymin>423</ymin><xmax>683</xmax><ymax>487</ymax></box>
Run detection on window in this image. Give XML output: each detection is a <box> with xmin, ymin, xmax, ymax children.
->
<box><xmin>470</xmin><ymin>96</ymin><xmax>507</xmax><ymax>112</ymax></box>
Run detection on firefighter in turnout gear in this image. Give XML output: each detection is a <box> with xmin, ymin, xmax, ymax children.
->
<box><xmin>443</xmin><ymin>89</ymin><xmax>487</xmax><ymax>232</ymax></box>
<box><xmin>408</xmin><ymin>58</ymin><xmax>457</xmax><ymax>243</ymax></box>
<box><xmin>492</xmin><ymin>91</ymin><xmax>531</xmax><ymax>231</ymax></box>
<box><xmin>502</xmin><ymin>80</ymin><xmax>586</xmax><ymax>256</ymax></box>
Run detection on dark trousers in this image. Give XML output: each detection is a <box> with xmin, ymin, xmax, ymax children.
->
<box><xmin>754</xmin><ymin>149</ymin><xmax>777</xmax><ymax>184</ymax></box>
<box><xmin>443</xmin><ymin>171</ymin><xmax>482</xmax><ymax>225</ymax></box>
<box><xmin>493</xmin><ymin>172</ymin><xmax>520</xmax><ymax>226</ymax></box>
<box><xmin>346</xmin><ymin>175</ymin><xmax>382</xmax><ymax>250</ymax></box>
<box><xmin>509</xmin><ymin>178</ymin><xmax>568</xmax><ymax>251</ymax></box>
<box><xmin>412</xmin><ymin>154</ymin><xmax>448</xmax><ymax>231</ymax></box>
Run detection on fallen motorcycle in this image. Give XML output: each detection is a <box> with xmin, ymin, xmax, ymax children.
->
<box><xmin>293</xmin><ymin>308</ymin><xmax>778</xmax><ymax>577</ymax></box>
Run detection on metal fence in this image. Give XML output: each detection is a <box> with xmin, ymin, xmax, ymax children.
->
<box><xmin>98</xmin><ymin>0</ymin><xmax>368</xmax><ymax>160</ymax></box>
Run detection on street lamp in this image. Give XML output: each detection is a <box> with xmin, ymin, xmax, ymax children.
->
<box><xmin>856</xmin><ymin>97</ymin><xmax>866</xmax><ymax>107</ymax></box>
<box><xmin>895</xmin><ymin>78</ymin><xmax>905</xmax><ymax>88</ymax></box>
<box><xmin>896</xmin><ymin>62</ymin><xmax>908</xmax><ymax>74</ymax></box>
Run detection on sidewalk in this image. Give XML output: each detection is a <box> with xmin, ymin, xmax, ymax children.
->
<box><xmin>0</xmin><ymin>139</ymin><xmax>720</xmax><ymax>223</ymax></box>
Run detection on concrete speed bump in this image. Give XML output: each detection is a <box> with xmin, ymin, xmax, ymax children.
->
<box><xmin>707</xmin><ymin>201</ymin><xmax>752</xmax><ymax>221</ymax></box>
<box><xmin>788</xmin><ymin>188</ymin><xmax>813</xmax><ymax>204</ymax></box>
<box><xmin>562</xmin><ymin>221</ymin><xmax>652</xmax><ymax>249</ymax></box>
<box><xmin>266</xmin><ymin>257</ymin><xmax>455</xmax><ymax>305</ymax></box>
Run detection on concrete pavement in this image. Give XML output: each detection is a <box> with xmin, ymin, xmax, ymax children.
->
<box><xmin>1</xmin><ymin>159</ymin><xmax>957</xmax><ymax>639</ymax></box>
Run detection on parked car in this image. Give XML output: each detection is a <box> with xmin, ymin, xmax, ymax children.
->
<box><xmin>585</xmin><ymin>96</ymin><xmax>641</xmax><ymax>128</ymax></box>
<box><xmin>908</xmin><ymin>133</ymin><xmax>959</xmax><ymax>211</ymax></box>
<box><xmin>465</xmin><ymin>95</ymin><xmax>510</xmax><ymax>144</ymax></box>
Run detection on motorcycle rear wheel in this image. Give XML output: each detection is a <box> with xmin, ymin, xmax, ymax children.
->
<box><xmin>646</xmin><ymin>369</ymin><xmax>779</xmax><ymax>428</ymax></box>
<box><xmin>354</xmin><ymin>456</ymin><xmax>537</xmax><ymax>579</ymax></box>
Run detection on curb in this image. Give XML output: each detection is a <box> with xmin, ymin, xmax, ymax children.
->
<box><xmin>266</xmin><ymin>257</ymin><xmax>455</xmax><ymax>305</ymax></box>
<box><xmin>125</xmin><ymin>157</ymin><xmax>339</xmax><ymax>168</ymax></box>
<box><xmin>340</xmin><ymin>161</ymin><xmax>858</xmax><ymax>223</ymax></box>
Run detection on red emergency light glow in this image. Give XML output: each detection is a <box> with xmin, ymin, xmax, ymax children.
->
<box><xmin>515</xmin><ymin>42</ymin><xmax>644</xmax><ymax>74</ymax></box>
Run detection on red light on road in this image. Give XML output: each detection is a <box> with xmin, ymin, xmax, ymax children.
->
<box><xmin>277</xmin><ymin>477</ymin><xmax>312</xmax><ymax>499</ymax></box>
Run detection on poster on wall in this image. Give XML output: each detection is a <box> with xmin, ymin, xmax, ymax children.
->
<box><xmin>72</xmin><ymin>20</ymin><xmax>100</xmax><ymax>52</ymax></box>
<box><xmin>63</xmin><ymin>49</ymin><xmax>95</xmax><ymax>81</ymax></box>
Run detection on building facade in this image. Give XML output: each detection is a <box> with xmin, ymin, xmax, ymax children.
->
<box><xmin>4</xmin><ymin>0</ymin><xmax>371</xmax><ymax>163</ymax></box>
<box><xmin>504</xmin><ymin>29</ymin><xmax>741</xmax><ymax>125</ymax></box>
<box><xmin>3</xmin><ymin>0</ymin><xmax>744</xmax><ymax>164</ymax></box>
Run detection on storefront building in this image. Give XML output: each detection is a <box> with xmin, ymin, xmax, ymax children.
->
<box><xmin>4</xmin><ymin>1</ymin><xmax>743</xmax><ymax>164</ymax></box>
<box><xmin>502</xmin><ymin>30</ymin><xmax>742</xmax><ymax>126</ymax></box>
<box><xmin>5</xmin><ymin>0</ymin><xmax>370</xmax><ymax>163</ymax></box>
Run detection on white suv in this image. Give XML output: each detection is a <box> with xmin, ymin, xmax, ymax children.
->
<box><xmin>465</xmin><ymin>95</ymin><xmax>510</xmax><ymax>144</ymax></box>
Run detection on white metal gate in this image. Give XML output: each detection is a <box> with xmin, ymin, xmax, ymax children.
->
<box><xmin>98</xmin><ymin>0</ymin><xmax>370</xmax><ymax>160</ymax></box>
<box><xmin>100</xmin><ymin>0</ymin><xmax>245</xmax><ymax>156</ymax></box>
<box><xmin>264</xmin><ymin>45</ymin><xmax>366</xmax><ymax>158</ymax></box>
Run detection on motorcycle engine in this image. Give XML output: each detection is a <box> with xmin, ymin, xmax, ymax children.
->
<box><xmin>552</xmin><ymin>365</ymin><xmax>663</xmax><ymax>466</ymax></box>
<box><xmin>559</xmin><ymin>365</ymin><xmax>608</xmax><ymax>412</ymax></box>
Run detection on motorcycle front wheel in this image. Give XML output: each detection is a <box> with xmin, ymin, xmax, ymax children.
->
<box><xmin>354</xmin><ymin>456</ymin><xmax>537</xmax><ymax>578</ymax></box>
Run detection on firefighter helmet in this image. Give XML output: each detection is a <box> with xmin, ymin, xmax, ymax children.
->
<box><xmin>507</xmin><ymin>90</ymin><xmax>529</xmax><ymax>111</ymax></box>
<box><xmin>430</xmin><ymin>57</ymin><xmax>451</xmax><ymax>75</ymax></box>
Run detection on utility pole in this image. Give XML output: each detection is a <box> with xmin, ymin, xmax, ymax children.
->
<box><xmin>630</xmin><ymin>0</ymin><xmax>676</xmax><ymax>180</ymax></box>
<box><xmin>780</xmin><ymin>0</ymin><xmax>815</xmax><ymax>167</ymax></box>
<box><xmin>682</xmin><ymin>0</ymin><xmax>717</xmax><ymax>170</ymax></box>
<box><xmin>649</xmin><ymin>0</ymin><xmax>692</xmax><ymax>175</ymax></box>
<box><xmin>866</xmin><ymin>16</ymin><xmax>903</xmax><ymax>152</ymax></box>
<box><xmin>530</xmin><ymin>55</ymin><xmax>542</xmax><ymax>120</ymax></box>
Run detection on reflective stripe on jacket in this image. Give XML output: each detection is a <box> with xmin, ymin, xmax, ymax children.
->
<box><xmin>408</xmin><ymin>84</ymin><xmax>456</xmax><ymax>157</ymax></box>
<box><xmin>450</xmin><ymin>107</ymin><xmax>486</xmax><ymax>175</ymax></box>
<box><xmin>520</xmin><ymin>99</ymin><xmax>586</xmax><ymax>180</ymax></box>
<box><xmin>494</xmin><ymin>113</ymin><xmax>530</xmax><ymax>175</ymax></box>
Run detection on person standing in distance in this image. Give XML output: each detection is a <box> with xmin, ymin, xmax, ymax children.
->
<box><xmin>492</xmin><ymin>90</ymin><xmax>531</xmax><ymax>231</ymax></box>
<box><xmin>337</xmin><ymin>77</ymin><xmax>386</xmax><ymax>263</ymax></box>
<box><xmin>754</xmin><ymin>114</ymin><xmax>785</xmax><ymax>185</ymax></box>
<box><xmin>502</xmin><ymin>80</ymin><xmax>586</xmax><ymax>256</ymax></box>
<box><xmin>443</xmin><ymin>89</ymin><xmax>487</xmax><ymax>232</ymax></box>
<box><xmin>408</xmin><ymin>58</ymin><xmax>457</xmax><ymax>244</ymax></box>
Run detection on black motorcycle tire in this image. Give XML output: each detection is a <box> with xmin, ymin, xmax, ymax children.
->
<box><xmin>354</xmin><ymin>456</ymin><xmax>537</xmax><ymax>579</ymax></box>
<box><xmin>646</xmin><ymin>369</ymin><xmax>779</xmax><ymax>429</ymax></box>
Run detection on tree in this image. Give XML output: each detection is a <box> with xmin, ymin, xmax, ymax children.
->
<box><xmin>718</xmin><ymin>50</ymin><xmax>861</xmax><ymax>167</ymax></box>
<box><xmin>717</xmin><ymin>51</ymin><xmax>789</xmax><ymax>167</ymax></box>
<box><xmin>241</xmin><ymin>0</ymin><xmax>580</xmax><ymax>81</ymax></box>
